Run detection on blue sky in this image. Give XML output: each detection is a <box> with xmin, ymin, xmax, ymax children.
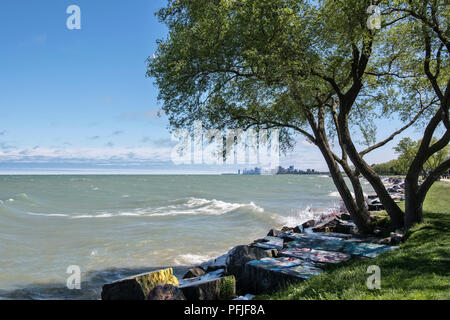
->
<box><xmin>0</xmin><ymin>0</ymin><xmax>425</xmax><ymax>174</ymax></box>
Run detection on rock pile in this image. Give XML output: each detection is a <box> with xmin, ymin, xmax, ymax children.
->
<box><xmin>367</xmin><ymin>177</ymin><xmax>406</xmax><ymax>211</ymax></box>
<box><xmin>101</xmin><ymin>210</ymin><xmax>404</xmax><ymax>300</ymax></box>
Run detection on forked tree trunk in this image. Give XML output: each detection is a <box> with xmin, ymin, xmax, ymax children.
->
<box><xmin>405</xmin><ymin>157</ymin><xmax>449</xmax><ymax>228</ymax></box>
<box><xmin>403</xmin><ymin>103</ymin><xmax>450</xmax><ymax>228</ymax></box>
<box><xmin>309</xmin><ymin>124</ymin><xmax>372</xmax><ymax>234</ymax></box>
<box><xmin>337</xmin><ymin>113</ymin><xmax>405</xmax><ymax>229</ymax></box>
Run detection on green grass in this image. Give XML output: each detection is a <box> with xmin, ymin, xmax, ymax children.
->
<box><xmin>259</xmin><ymin>182</ymin><xmax>450</xmax><ymax>300</ymax></box>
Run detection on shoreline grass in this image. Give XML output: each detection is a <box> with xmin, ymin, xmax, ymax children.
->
<box><xmin>259</xmin><ymin>182</ymin><xmax>450</xmax><ymax>300</ymax></box>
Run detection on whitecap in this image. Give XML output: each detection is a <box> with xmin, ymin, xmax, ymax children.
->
<box><xmin>328</xmin><ymin>191</ymin><xmax>341</xmax><ymax>197</ymax></box>
<box><xmin>174</xmin><ymin>253</ymin><xmax>215</xmax><ymax>266</ymax></box>
<box><xmin>21</xmin><ymin>198</ymin><xmax>265</xmax><ymax>220</ymax></box>
<box><xmin>146</xmin><ymin>198</ymin><xmax>264</xmax><ymax>217</ymax></box>
<box><xmin>27</xmin><ymin>212</ymin><xmax>70</xmax><ymax>217</ymax></box>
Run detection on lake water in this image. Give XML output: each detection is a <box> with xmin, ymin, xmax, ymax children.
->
<box><xmin>0</xmin><ymin>174</ymin><xmax>369</xmax><ymax>299</ymax></box>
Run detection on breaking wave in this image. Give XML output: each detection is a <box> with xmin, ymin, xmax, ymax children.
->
<box><xmin>174</xmin><ymin>253</ymin><xmax>215</xmax><ymax>266</ymax></box>
<box><xmin>328</xmin><ymin>191</ymin><xmax>341</xmax><ymax>197</ymax></box>
<box><xmin>274</xmin><ymin>205</ymin><xmax>341</xmax><ymax>228</ymax></box>
<box><xmin>20</xmin><ymin>197</ymin><xmax>264</xmax><ymax>219</ymax></box>
<box><xmin>274</xmin><ymin>206</ymin><xmax>317</xmax><ymax>227</ymax></box>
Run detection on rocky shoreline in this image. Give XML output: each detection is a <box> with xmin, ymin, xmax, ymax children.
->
<box><xmin>100</xmin><ymin>195</ymin><xmax>405</xmax><ymax>300</ymax></box>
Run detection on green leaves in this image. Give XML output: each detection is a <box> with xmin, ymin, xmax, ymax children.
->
<box><xmin>147</xmin><ymin>0</ymin><xmax>448</xmax><ymax>155</ymax></box>
<box><xmin>392</xmin><ymin>137</ymin><xmax>449</xmax><ymax>175</ymax></box>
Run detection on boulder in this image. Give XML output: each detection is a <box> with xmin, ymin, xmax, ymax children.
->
<box><xmin>252</xmin><ymin>236</ymin><xmax>284</xmax><ymax>251</ymax></box>
<box><xmin>281</xmin><ymin>226</ymin><xmax>294</xmax><ymax>233</ymax></box>
<box><xmin>302</xmin><ymin>219</ymin><xmax>316</xmax><ymax>229</ymax></box>
<box><xmin>179</xmin><ymin>276</ymin><xmax>236</xmax><ymax>300</ymax></box>
<box><xmin>343</xmin><ymin>242</ymin><xmax>399</xmax><ymax>258</ymax></box>
<box><xmin>312</xmin><ymin>217</ymin><xmax>356</xmax><ymax>234</ymax></box>
<box><xmin>377</xmin><ymin>237</ymin><xmax>392</xmax><ymax>245</ymax></box>
<box><xmin>309</xmin><ymin>232</ymin><xmax>352</xmax><ymax>240</ymax></box>
<box><xmin>373</xmin><ymin>228</ymin><xmax>383</xmax><ymax>236</ymax></box>
<box><xmin>390</xmin><ymin>232</ymin><xmax>405</xmax><ymax>245</ymax></box>
<box><xmin>267</xmin><ymin>229</ymin><xmax>281</xmax><ymax>237</ymax></box>
<box><xmin>201</xmin><ymin>253</ymin><xmax>228</xmax><ymax>272</ymax></box>
<box><xmin>101</xmin><ymin>268</ymin><xmax>179</xmax><ymax>300</ymax></box>
<box><xmin>338</xmin><ymin>213</ymin><xmax>352</xmax><ymax>221</ymax></box>
<box><xmin>267</xmin><ymin>227</ymin><xmax>294</xmax><ymax>237</ymax></box>
<box><xmin>206</xmin><ymin>265</ymin><xmax>225</xmax><ymax>273</ymax></box>
<box><xmin>281</xmin><ymin>247</ymin><xmax>351</xmax><ymax>264</ymax></box>
<box><xmin>146</xmin><ymin>284</ymin><xmax>186</xmax><ymax>300</ymax></box>
<box><xmin>244</xmin><ymin>258</ymin><xmax>323</xmax><ymax>294</ymax></box>
<box><xmin>249</xmin><ymin>238</ymin><xmax>266</xmax><ymax>245</ymax></box>
<box><xmin>226</xmin><ymin>245</ymin><xmax>277</xmax><ymax>292</ymax></box>
<box><xmin>183</xmin><ymin>266</ymin><xmax>206</xmax><ymax>279</ymax></box>
<box><xmin>285</xmin><ymin>235</ymin><xmax>347</xmax><ymax>252</ymax></box>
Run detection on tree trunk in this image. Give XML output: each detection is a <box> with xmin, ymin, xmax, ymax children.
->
<box><xmin>337</xmin><ymin>113</ymin><xmax>404</xmax><ymax>229</ymax></box>
<box><xmin>404</xmin><ymin>180</ymin><xmax>424</xmax><ymax>228</ymax></box>
<box><xmin>308</xmin><ymin>122</ymin><xmax>372</xmax><ymax>234</ymax></box>
<box><xmin>405</xmin><ymin>156</ymin><xmax>449</xmax><ymax>228</ymax></box>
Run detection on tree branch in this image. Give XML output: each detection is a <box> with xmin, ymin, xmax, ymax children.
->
<box><xmin>359</xmin><ymin>99</ymin><xmax>436</xmax><ymax>157</ymax></box>
<box><xmin>418</xmin><ymin>158</ymin><xmax>450</xmax><ymax>200</ymax></box>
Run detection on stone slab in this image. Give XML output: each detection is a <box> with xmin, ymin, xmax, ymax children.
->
<box><xmin>252</xmin><ymin>236</ymin><xmax>284</xmax><ymax>251</ymax></box>
<box><xmin>244</xmin><ymin>258</ymin><xmax>322</xmax><ymax>294</ymax></box>
<box><xmin>281</xmin><ymin>247</ymin><xmax>351</xmax><ymax>264</ymax></box>
<box><xmin>286</xmin><ymin>236</ymin><xmax>346</xmax><ymax>252</ymax></box>
<box><xmin>179</xmin><ymin>269</ymin><xmax>224</xmax><ymax>287</ymax></box>
<box><xmin>309</xmin><ymin>232</ymin><xmax>353</xmax><ymax>239</ymax></box>
<box><xmin>179</xmin><ymin>275</ymin><xmax>236</xmax><ymax>300</ymax></box>
<box><xmin>342</xmin><ymin>242</ymin><xmax>399</xmax><ymax>258</ymax></box>
<box><xmin>101</xmin><ymin>268</ymin><xmax>179</xmax><ymax>300</ymax></box>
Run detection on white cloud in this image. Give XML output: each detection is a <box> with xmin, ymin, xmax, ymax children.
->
<box><xmin>0</xmin><ymin>145</ymin><xmax>174</xmax><ymax>163</ymax></box>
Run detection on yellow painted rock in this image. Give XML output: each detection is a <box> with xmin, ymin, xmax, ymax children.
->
<box><xmin>101</xmin><ymin>268</ymin><xmax>179</xmax><ymax>300</ymax></box>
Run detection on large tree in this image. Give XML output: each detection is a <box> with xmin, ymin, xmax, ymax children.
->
<box><xmin>147</xmin><ymin>0</ymin><xmax>448</xmax><ymax>231</ymax></box>
<box><xmin>387</xmin><ymin>0</ymin><xmax>450</xmax><ymax>227</ymax></box>
<box><xmin>148</xmin><ymin>0</ymin><xmax>379</xmax><ymax>233</ymax></box>
<box><xmin>336</xmin><ymin>0</ymin><xmax>449</xmax><ymax>228</ymax></box>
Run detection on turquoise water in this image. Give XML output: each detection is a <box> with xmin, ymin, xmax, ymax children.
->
<box><xmin>0</xmin><ymin>174</ymin><xmax>365</xmax><ymax>299</ymax></box>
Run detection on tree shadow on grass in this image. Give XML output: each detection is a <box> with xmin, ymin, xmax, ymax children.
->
<box><xmin>0</xmin><ymin>265</ymin><xmax>190</xmax><ymax>300</ymax></box>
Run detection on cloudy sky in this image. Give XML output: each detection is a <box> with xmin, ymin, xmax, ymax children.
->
<box><xmin>0</xmin><ymin>0</ymin><xmax>425</xmax><ymax>174</ymax></box>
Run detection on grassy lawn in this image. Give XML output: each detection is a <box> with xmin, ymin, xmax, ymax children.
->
<box><xmin>260</xmin><ymin>182</ymin><xmax>450</xmax><ymax>300</ymax></box>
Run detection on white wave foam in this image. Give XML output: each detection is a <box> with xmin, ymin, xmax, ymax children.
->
<box><xmin>147</xmin><ymin>198</ymin><xmax>263</xmax><ymax>217</ymax></box>
<box><xmin>275</xmin><ymin>205</ymin><xmax>341</xmax><ymax>228</ymax></box>
<box><xmin>22</xmin><ymin>197</ymin><xmax>264</xmax><ymax>220</ymax></box>
<box><xmin>275</xmin><ymin>206</ymin><xmax>317</xmax><ymax>227</ymax></box>
<box><xmin>174</xmin><ymin>253</ymin><xmax>215</xmax><ymax>266</ymax></box>
<box><xmin>27</xmin><ymin>212</ymin><xmax>70</xmax><ymax>217</ymax></box>
<box><xmin>328</xmin><ymin>191</ymin><xmax>365</xmax><ymax>199</ymax></box>
<box><xmin>249</xmin><ymin>202</ymin><xmax>264</xmax><ymax>213</ymax></box>
<box><xmin>328</xmin><ymin>191</ymin><xmax>341</xmax><ymax>197</ymax></box>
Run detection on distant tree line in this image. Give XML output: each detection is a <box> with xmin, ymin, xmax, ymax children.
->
<box><xmin>372</xmin><ymin>137</ymin><xmax>449</xmax><ymax>176</ymax></box>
